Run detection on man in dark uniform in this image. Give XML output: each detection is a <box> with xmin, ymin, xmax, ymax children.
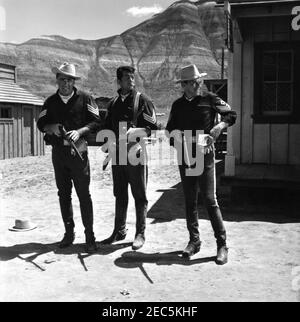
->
<box><xmin>37</xmin><ymin>62</ymin><xmax>101</xmax><ymax>253</ymax></box>
<box><xmin>166</xmin><ymin>64</ymin><xmax>237</xmax><ymax>265</ymax></box>
<box><xmin>101</xmin><ymin>66</ymin><xmax>158</xmax><ymax>250</ymax></box>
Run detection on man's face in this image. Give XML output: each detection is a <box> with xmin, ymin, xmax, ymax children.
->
<box><xmin>56</xmin><ymin>74</ymin><xmax>75</xmax><ymax>96</ymax></box>
<box><xmin>118</xmin><ymin>71</ymin><xmax>135</xmax><ymax>93</ymax></box>
<box><xmin>181</xmin><ymin>79</ymin><xmax>202</xmax><ymax>98</ymax></box>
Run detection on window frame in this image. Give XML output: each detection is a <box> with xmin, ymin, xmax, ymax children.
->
<box><xmin>253</xmin><ymin>41</ymin><xmax>300</xmax><ymax>124</ymax></box>
<box><xmin>0</xmin><ymin>106</ymin><xmax>13</xmax><ymax>120</ymax></box>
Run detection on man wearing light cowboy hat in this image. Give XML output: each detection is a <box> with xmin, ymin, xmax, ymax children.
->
<box><xmin>166</xmin><ymin>64</ymin><xmax>237</xmax><ymax>264</ymax></box>
<box><xmin>37</xmin><ymin>62</ymin><xmax>101</xmax><ymax>253</ymax></box>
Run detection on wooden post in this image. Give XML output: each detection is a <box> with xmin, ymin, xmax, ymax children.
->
<box><xmin>221</xmin><ymin>47</ymin><xmax>225</xmax><ymax>80</ymax></box>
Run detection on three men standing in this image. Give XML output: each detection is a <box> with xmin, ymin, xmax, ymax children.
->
<box><xmin>37</xmin><ymin>63</ymin><xmax>101</xmax><ymax>253</ymax></box>
<box><xmin>38</xmin><ymin>62</ymin><xmax>235</xmax><ymax>265</ymax></box>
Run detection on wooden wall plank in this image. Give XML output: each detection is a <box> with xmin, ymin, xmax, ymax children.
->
<box><xmin>37</xmin><ymin>107</ymin><xmax>42</xmax><ymax>156</ymax></box>
<box><xmin>270</xmin><ymin>124</ymin><xmax>289</xmax><ymax>164</ymax></box>
<box><xmin>289</xmin><ymin>125</ymin><xmax>300</xmax><ymax>165</ymax></box>
<box><xmin>229</xmin><ymin>40</ymin><xmax>242</xmax><ymax>164</ymax></box>
<box><xmin>4</xmin><ymin>123</ymin><xmax>9</xmax><ymax>159</ymax></box>
<box><xmin>241</xmin><ymin>36</ymin><xmax>254</xmax><ymax>163</ymax></box>
<box><xmin>0</xmin><ymin>124</ymin><xmax>4</xmax><ymax>159</ymax></box>
<box><xmin>35</xmin><ymin>107</ymin><xmax>39</xmax><ymax>156</ymax></box>
<box><xmin>253</xmin><ymin>124</ymin><xmax>270</xmax><ymax>163</ymax></box>
<box><xmin>12</xmin><ymin>106</ymin><xmax>18</xmax><ymax>158</ymax></box>
<box><xmin>20</xmin><ymin>106</ymin><xmax>24</xmax><ymax>157</ymax></box>
<box><xmin>32</xmin><ymin>106</ymin><xmax>37</xmax><ymax>156</ymax></box>
<box><xmin>8</xmin><ymin>122</ymin><xmax>13</xmax><ymax>158</ymax></box>
<box><xmin>17</xmin><ymin>106</ymin><xmax>22</xmax><ymax>157</ymax></box>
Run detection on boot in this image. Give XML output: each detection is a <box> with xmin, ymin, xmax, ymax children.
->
<box><xmin>132</xmin><ymin>233</ymin><xmax>145</xmax><ymax>251</ymax></box>
<box><xmin>100</xmin><ymin>229</ymin><xmax>127</xmax><ymax>245</ymax></box>
<box><xmin>85</xmin><ymin>231</ymin><xmax>97</xmax><ymax>253</ymax></box>
<box><xmin>182</xmin><ymin>240</ymin><xmax>201</xmax><ymax>258</ymax></box>
<box><xmin>216</xmin><ymin>245</ymin><xmax>228</xmax><ymax>265</ymax></box>
<box><xmin>59</xmin><ymin>232</ymin><xmax>75</xmax><ymax>248</ymax></box>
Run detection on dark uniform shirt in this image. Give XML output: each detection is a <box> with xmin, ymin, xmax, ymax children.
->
<box><xmin>166</xmin><ymin>92</ymin><xmax>237</xmax><ymax>135</ymax></box>
<box><xmin>104</xmin><ymin>89</ymin><xmax>158</xmax><ymax>138</ymax></box>
<box><xmin>37</xmin><ymin>87</ymin><xmax>101</xmax><ymax>145</ymax></box>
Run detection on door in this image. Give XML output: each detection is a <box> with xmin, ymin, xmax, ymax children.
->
<box><xmin>23</xmin><ymin>107</ymin><xmax>33</xmax><ymax>156</ymax></box>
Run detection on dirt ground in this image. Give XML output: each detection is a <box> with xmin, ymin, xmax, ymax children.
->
<box><xmin>0</xmin><ymin>144</ymin><xmax>299</xmax><ymax>302</ymax></box>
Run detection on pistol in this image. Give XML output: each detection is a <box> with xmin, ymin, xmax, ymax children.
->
<box><xmin>59</xmin><ymin>126</ymin><xmax>84</xmax><ymax>161</ymax></box>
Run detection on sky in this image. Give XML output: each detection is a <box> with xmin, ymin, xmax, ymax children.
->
<box><xmin>0</xmin><ymin>0</ymin><xmax>195</xmax><ymax>44</ymax></box>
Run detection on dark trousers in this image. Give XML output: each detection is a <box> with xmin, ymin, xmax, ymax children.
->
<box><xmin>179</xmin><ymin>151</ymin><xmax>226</xmax><ymax>246</ymax></box>
<box><xmin>112</xmin><ymin>164</ymin><xmax>148</xmax><ymax>236</ymax></box>
<box><xmin>52</xmin><ymin>146</ymin><xmax>94</xmax><ymax>240</ymax></box>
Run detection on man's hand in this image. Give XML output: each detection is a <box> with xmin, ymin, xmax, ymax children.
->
<box><xmin>44</xmin><ymin>124</ymin><xmax>62</xmax><ymax>136</ymax></box>
<box><xmin>210</xmin><ymin>122</ymin><xmax>229</xmax><ymax>141</ymax></box>
<box><xmin>202</xmin><ymin>145</ymin><xmax>214</xmax><ymax>155</ymax></box>
<box><xmin>66</xmin><ymin>130</ymin><xmax>80</xmax><ymax>143</ymax></box>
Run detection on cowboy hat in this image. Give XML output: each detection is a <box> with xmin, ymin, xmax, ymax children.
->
<box><xmin>9</xmin><ymin>219</ymin><xmax>37</xmax><ymax>232</ymax></box>
<box><xmin>176</xmin><ymin>64</ymin><xmax>207</xmax><ymax>83</ymax></box>
<box><xmin>51</xmin><ymin>62</ymin><xmax>81</xmax><ymax>79</ymax></box>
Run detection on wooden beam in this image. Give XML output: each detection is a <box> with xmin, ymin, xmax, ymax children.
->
<box><xmin>241</xmin><ymin>35</ymin><xmax>254</xmax><ymax>164</ymax></box>
<box><xmin>232</xmin><ymin>4</ymin><xmax>295</xmax><ymax>18</ymax></box>
<box><xmin>233</xmin><ymin>19</ymin><xmax>243</xmax><ymax>43</ymax></box>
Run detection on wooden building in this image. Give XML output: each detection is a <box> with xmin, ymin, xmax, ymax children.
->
<box><xmin>0</xmin><ymin>63</ymin><xmax>45</xmax><ymax>160</ymax></box>
<box><xmin>216</xmin><ymin>0</ymin><xmax>300</xmax><ymax>189</ymax></box>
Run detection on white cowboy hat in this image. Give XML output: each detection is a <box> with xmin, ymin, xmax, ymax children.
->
<box><xmin>9</xmin><ymin>219</ymin><xmax>37</xmax><ymax>232</ymax></box>
<box><xmin>51</xmin><ymin>62</ymin><xmax>81</xmax><ymax>79</ymax></box>
<box><xmin>176</xmin><ymin>64</ymin><xmax>207</xmax><ymax>83</ymax></box>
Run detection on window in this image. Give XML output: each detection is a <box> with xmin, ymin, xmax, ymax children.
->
<box><xmin>262</xmin><ymin>51</ymin><xmax>293</xmax><ymax>115</ymax></box>
<box><xmin>0</xmin><ymin>107</ymin><xmax>12</xmax><ymax>118</ymax></box>
<box><xmin>254</xmin><ymin>42</ymin><xmax>300</xmax><ymax>123</ymax></box>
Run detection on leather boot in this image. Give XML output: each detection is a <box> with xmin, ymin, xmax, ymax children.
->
<box><xmin>132</xmin><ymin>233</ymin><xmax>145</xmax><ymax>251</ymax></box>
<box><xmin>100</xmin><ymin>229</ymin><xmax>127</xmax><ymax>245</ymax></box>
<box><xmin>216</xmin><ymin>245</ymin><xmax>228</xmax><ymax>265</ymax></box>
<box><xmin>85</xmin><ymin>231</ymin><xmax>97</xmax><ymax>253</ymax></box>
<box><xmin>182</xmin><ymin>240</ymin><xmax>201</xmax><ymax>258</ymax></box>
<box><xmin>59</xmin><ymin>232</ymin><xmax>75</xmax><ymax>248</ymax></box>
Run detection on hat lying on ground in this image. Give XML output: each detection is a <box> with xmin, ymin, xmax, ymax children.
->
<box><xmin>51</xmin><ymin>62</ymin><xmax>81</xmax><ymax>79</ymax></box>
<box><xmin>9</xmin><ymin>219</ymin><xmax>37</xmax><ymax>232</ymax></box>
<box><xmin>176</xmin><ymin>64</ymin><xmax>207</xmax><ymax>83</ymax></box>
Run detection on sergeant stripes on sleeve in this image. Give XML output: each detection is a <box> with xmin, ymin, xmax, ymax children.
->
<box><xmin>216</xmin><ymin>99</ymin><xmax>231</xmax><ymax>111</ymax></box>
<box><xmin>87</xmin><ymin>104</ymin><xmax>99</xmax><ymax>116</ymax></box>
<box><xmin>38</xmin><ymin>109</ymin><xmax>47</xmax><ymax>120</ymax></box>
<box><xmin>143</xmin><ymin>111</ymin><xmax>156</xmax><ymax>124</ymax></box>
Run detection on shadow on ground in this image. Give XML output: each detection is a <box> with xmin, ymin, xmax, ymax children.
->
<box><xmin>0</xmin><ymin>242</ymin><xmax>133</xmax><ymax>272</ymax></box>
<box><xmin>148</xmin><ymin>183</ymin><xmax>300</xmax><ymax>224</ymax></box>
<box><xmin>114</xmin><ymin>251</ymin><xmax>216</xmax><ymax>284</ymax></box>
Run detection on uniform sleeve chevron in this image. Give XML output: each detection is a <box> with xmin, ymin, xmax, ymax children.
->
<box><xmin>143</xmin><ymin>110</ymin><xmax>156</xmax><ymax>124</ymax></box>
<box><xmin>215</xmin><ymin>97</ymin><xmax>231</xmax><ymax>111</ymax></box>
<box><xmin>38</xmin><ymin>109</ymin><xmax>47</xmax><ymax>120</ymax></box>
<box><xmin>87</xmin><ymin>103</ymin><xmax>99</xmax><ymax>116</ymax></box>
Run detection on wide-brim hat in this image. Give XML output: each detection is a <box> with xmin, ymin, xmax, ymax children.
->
<box><xmin>9</xmin><ymin>219</ymin><xmax>37</xmax><ymax>232</ymax></box>
<box><xmin>51</xmin><ymin>62</ymin><xmax>81</xmax><ymax>80</ymax></box>
<box><xmin>175</xmin><ymin>64</ymin><xmax>207</xmax><ymax>83</ymax></box>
